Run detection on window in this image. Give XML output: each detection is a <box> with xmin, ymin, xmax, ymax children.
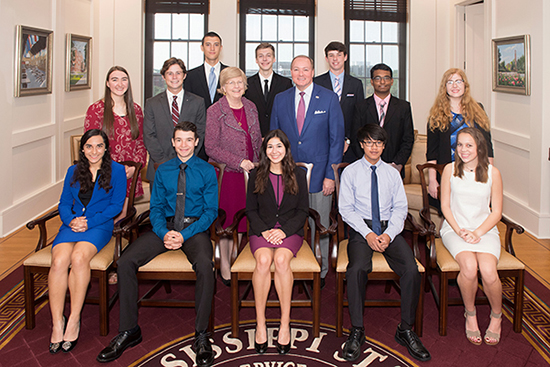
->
<box><xmin>145</xmin><ymin>0</ymin><xmax>209</xmax><ymax>99</ymax></box>
<box><xmin>239</xmin><ymin>0</ymin><xmax>315</xmax><ymax>78</ymax></box>
<box><xmin>345</xmin><ymin>0</ymin><xmax>407</xmax><ymax>99</ymax></box>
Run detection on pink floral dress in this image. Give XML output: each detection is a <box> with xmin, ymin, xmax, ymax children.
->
<box><xmin>84</xmin><ymin>100</ymin><xmax>147</xmax><ymax>197</ymax></box>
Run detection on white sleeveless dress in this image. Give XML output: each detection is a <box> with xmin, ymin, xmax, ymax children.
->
<box><xmin>440</xmin><ymin>164</ymin><xmax>500</xmax><ymax>260</ymax></box>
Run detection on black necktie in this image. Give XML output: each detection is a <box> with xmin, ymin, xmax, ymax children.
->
<box><xmin>174</xmin><ymin>163</ymin><xmax>187</xmax><ymax>232</ymax></box>
<box><xmin>371</xmin><ymin>165</ymin><xmax>381</xmax><ymax>235</ymax></box>
<box><xmin>263</xmin><ymin>79</ymin><xmax>269</xmax><ymax>103</ymax></box>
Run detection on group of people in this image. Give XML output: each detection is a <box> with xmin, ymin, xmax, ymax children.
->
<box><xmin>47</xmin><ymin>30</ymin><xmax>504</xmax><ymax>366</ymax></box>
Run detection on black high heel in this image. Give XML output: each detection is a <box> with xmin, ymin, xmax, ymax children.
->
<box><xmin>276</xmin><ymin>339</ymin><xmax>290</xmax><ymax>355</ymax></box>
<box><xmin>62</xmin><ymin>320</ymin><xmax>80</xmax><ymax>353</ymax></box>
<box><xmin>255</xmin><ymin>340</ymin><xmax>268</xmax><ymax>354</ymax></box>
<box><xmin>49</xmin><ymin>315</ymin><xmax>67</xmax><ymax>354</ymax></box>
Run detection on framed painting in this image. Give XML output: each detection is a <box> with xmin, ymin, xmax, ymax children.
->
<box><xmin>66</xmin><ymin>33</ymin><xmax>92</xmax><ymax>91</ymax></box>
<box><xmin>492</xmin><ymin>35</ymin><xmax>530</xmax><ymax>95</ymax></box>
<box><xmin>14</xmin><ymin>25</ymin><xmax>53</xmax><ymax>97</ymax></box>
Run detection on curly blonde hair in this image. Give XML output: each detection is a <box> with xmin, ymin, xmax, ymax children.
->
<box><xmin>428</xmin><ymin>68</ymin><xmax>490</xmax><ymax>132</ymax></box>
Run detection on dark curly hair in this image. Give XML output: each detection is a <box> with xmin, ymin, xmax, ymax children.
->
<box><xmin>254</xmin><ymin>129</ymin><xmax>298</xmax><ymax>195</ymax></box>
<box><xmin>72</xmin><ymin>129</ymin><xmax>113</xmax><ymax>193</ymax></box>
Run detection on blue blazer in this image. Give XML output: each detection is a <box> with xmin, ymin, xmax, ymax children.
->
<box><xmin>270</xmin><ymin>83</ymin><xmax>344</xmax><ymax>193</ymax></box>
<box><xmin>58</xmin><ymin>161</ymin><xmax>127</xmax><ymax>233</ymax></box>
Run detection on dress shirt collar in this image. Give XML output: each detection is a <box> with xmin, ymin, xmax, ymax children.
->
<box><xmin>294</xmin><ymin>82</ymin><xmax>314</xmax><ymax>99</ymax></box>
<box><xmin>329</xmin><ymin>70</ymin><xmax>345</xmax><ymax>90</ymax></box>
<box><xmin>166</xmin><ymin>88</ymin><xmax>184</xmax><ymax>110</ymax></box>
<box><xmin>204</xmin><ymin>62</ymin><xmax>221</xmax><ymax>79</ymax></box>
<box><xmin>360</xmin><ymin>156</ymin><xmax>383</xmax><ymax>170</ymax></box>
<box><xmin>373</xmin><ymin>93</ymin><xmax>391</xmax><ymax>108</ymax></box>
<box><xmin>260</xmin><ymin>72</ymin><xmax>274</xmax><ymax>89</ymax></box>
<box><xmin>177</xmin><ymin>153</ymin><xmax>197</xmax><ymax>167</ymax></box>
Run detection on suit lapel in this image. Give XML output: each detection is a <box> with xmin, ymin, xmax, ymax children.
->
<box><xmin>197</xmin><ymin>65</ymin><xmax>210</xmax><ymax>102</ymax></box>
<box><xmin>384</xmin><ymin>96</ymin><xmax>397</xmax><ymax>126</ymax></box>
<box><xmin>158</xmin><ymin>93</ymin><xmax>173</xmax><ymax>125</ymax></box>
<box><xmin>301</xmin><ymin>85</ymin><xmax>319</xmax><ymax>136</ymax></box>
<box><xmin>367</xmin><ymin>97</ymin><xmax>378</xmax><ymax>124</ymax></box>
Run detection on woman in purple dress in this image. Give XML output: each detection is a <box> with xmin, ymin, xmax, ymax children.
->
<box><xmin>205</xmin><ymin>67</ymin><xmax>262</xmax><ymax>285</ymax></box>
<box><xmin>246</xmin><ymin>129</ymin><xmax>309</xmax><ymax>355</ymax></box>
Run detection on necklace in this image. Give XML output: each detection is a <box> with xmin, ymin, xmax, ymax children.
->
<box><xmin>233</xmin><ymin>107</ymin><xmax>245</xmax><ymax>127</ymax></box>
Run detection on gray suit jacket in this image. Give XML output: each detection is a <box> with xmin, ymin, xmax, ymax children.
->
<box><xmin>143</xmin><ymin>90</ymin><xmax>206</xmax><ymax>181</ymax></box>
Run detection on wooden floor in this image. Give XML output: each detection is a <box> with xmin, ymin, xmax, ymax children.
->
<box><xmin>2</xmin><ymin>215</ymin><xmax>550</xmax><ymax>290</ymax></box>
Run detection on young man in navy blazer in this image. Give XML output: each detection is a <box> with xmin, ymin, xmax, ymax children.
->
<box><xmin>244</xmin><ymin>43</ymin><xmax>293</xmax><ymax>136</ymax></box>
<box><xmin>314</xmin><ymin>41</ymin><xmax>364</xmax><ymax>162</ymax></box>
<box><xmin>271</xmin><ymin>55</ymin><xmax>344</xmax><ymax>287</ymax></box>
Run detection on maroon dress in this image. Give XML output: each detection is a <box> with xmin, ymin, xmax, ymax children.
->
<box><xmin>84</xmin><ymin>100</ymin><xmax>147</xmax><ymax>197</ymax></box>
<box><xmin>249</xmin><ymin>173</ymin><xmax>304</xmax><ymax>257</ymax></box>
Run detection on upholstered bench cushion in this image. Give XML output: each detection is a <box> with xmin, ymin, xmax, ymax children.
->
<box><xmin>138</xmin><ymin>241</ymin><xmax>216</xmax><ymax>272</ymax></box>
<box><xmin>23</xmin><ymin>236</ymin><xmax>129</xmax><ymax>271</ymax></box>
<box><xmin>404</xmin><ymin>184</ymin><xmax>423</xmax><ymax>211</ymax></box>
<box><xmin>435</xmin><ymin>238</ymin><xmax>525</xmax><ymax>272</ymax></box>
<box><xmin>231</xmin><ymin>241</ymin><xmax>320</xmax><ymax>273</ymax></box>
<box><xmin>336</xmin><ymin>239</ymin><xmax>425</xmax><ymax>273</ymax></box>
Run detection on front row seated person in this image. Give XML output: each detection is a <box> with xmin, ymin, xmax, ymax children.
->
<box><xmin>49</xmin><ymin>129</ymin><xmax>126</xmax><ymax>354</ymax></box>
<box><xmin>338</xmin><ymin>124</ymin><xmax>431</xmax><ymax>362</ymax></box>
<box><xmin>97</xmin><ymin>122</ymin><xmax>219</xmax><ymax>367</ymax></box>
<box><xmin>246</xmin><ymin>129</ymin><xmax>309</xmax><ymax>355</ymax></box>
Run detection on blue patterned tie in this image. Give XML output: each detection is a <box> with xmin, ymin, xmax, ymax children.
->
<box><xmin>208</xmin><ymin>67</ymin><xmax>216</xmax><ymax>103</ymax></box>
<box><xmin>371</xmin><ymin>165</ymin><xmax>381</xmax><ymax>235</ymax></box>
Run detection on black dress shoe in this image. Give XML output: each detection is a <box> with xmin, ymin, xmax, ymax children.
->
<box><xmin>394</xmin><ymin>324</ymin><xmax>431</xmax><ymax>362</ymax></box>
<box><xmin>97</xmin><ymin>326</ymin><xmax>142</xmax><ymax>363</ymax></box>
<box><xmin>276</xmin><ymin>340</ymin><xmax>290</xmax><ymax>354</ymax></box>
<box><xmin>49</xmin><ymin>316</ymin><xmax>67</xmax><ymax>354</ymax></box>
<box><xmin>254</xmin><ymin>340</ymin><xmax>267</xmax><ymax>354</ymax></box>
<box><xmin>320</xmin><ymin>277</ymin><xmax>326</xmax><ymax>290</ymax></box>
<box><xmin>193</xmin><ymin>331</ymin><xmax>214</xmax><ymax>367</ymax></box>
<box><xmin>62</xmin><ymin>319</ymin><xmax>80</xmax><ymax>353</ymax></box>
<box><xmin>220</xmin><ymin>274</ymin><xmax>230</xmax><ymax>287</ymax></box>
<box><xmin>342</xmin><ymin>326</ymin><xmax>365</xmax><ymax>361</ymax></box>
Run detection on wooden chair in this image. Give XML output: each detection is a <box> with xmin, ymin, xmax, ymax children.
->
<box><xmin>24</xmin><ymin>160</ymin><xmax>141</xmax><ymax>336</ymax></box>
<box><xmin>116</xmin><ymin>162</ymin><xmax>226</xmax><ymax>331</ymax></box>
<box><xmin>229</xmin><ymin>162</ymin><xmax>325</xmax><ymax>338</ymax></box>
<box><xmin>417</xmin><ymin>162</ymin><xmax>525</xmax><ymax>336</ymax></box>
<box><xmin>329</xmin><ymin>162</ymin><xmax>426</xmax><ymax>337</ymax></box>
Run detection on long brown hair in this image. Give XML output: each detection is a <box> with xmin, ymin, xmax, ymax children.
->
<box><xmin>254</xmin><ymin>129</ymin><xmax>299</xmax><ymax>195</ymax></box>
<box><xmin>454</xmin><ymin>127</ymin><xmax>489</xmax><ymax>183</ymax></box>
<box><xmin>103</xmin><ymin>66</ymin><xmax>139</xmax><ymax>139</ymax></box>
<box><xmin>428</xmin><ymin>68</ymin><xmax>490</xmax><ymax>132</ymax></box>
<box><xmin>72</xmin><ymin>129</ymin><xmax>113</xmax><ymax>193</ymax></box>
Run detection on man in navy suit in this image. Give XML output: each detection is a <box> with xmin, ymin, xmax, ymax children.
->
<box><xmin>271</xmin><ymin>55</ymin><xmax>344</xmax><ymax>286</ymax></box>
<box><xmin>350</xmin><ymin>63</ymin><xmax>414</xmax><ymax>177</ymax></box>
<box><xmin>314</xmin><ymin>41</ymin><xmax>364</xmax><ymax>162</ymax></box>
<box><xmin>143</xmin><ymin>58</ymin><xmax>206</xmax><ymax>184</ymax></box>
<box><xmin>244</xmin><ymin>43</ymin><xmax>293</xmax><ymax>136</ymax></box>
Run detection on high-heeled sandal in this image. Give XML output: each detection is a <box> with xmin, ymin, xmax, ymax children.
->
<box><xmin>49</xmin><ymin>315</ymin><xmax>67</xmax><ymax>354</ymax></box>
<box><xmin>464</xmin><ymin>308</ymin><xmax>481</xmax><ymax>345</ymax></box>
<box><xmin>484</xmin><ymin>310</ymin><xmax>502</xmax><ymax>346</ymax></box>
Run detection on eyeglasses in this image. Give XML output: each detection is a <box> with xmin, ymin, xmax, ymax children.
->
<box><xmin>446</xmin><ymin>79</ymin><xmax>464</xmax><ymax>86</ymax></box>
<box><xmin>372</xmin><ymin>76</ymin><xmax>392</xmax><ymax>82</ymax></box>
<box><xmin>226</xmin><ymin>80</ymin><xmax>244</xmax><ymax>86</ymax></box>
<box><xmin>361</xmin><ymin>140</ymin><xmax>384</xmax><ymax>147</ymax></box>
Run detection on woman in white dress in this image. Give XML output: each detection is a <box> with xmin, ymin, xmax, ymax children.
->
<box><xmin>440</xmin><ymin>127</ymin><xmax>503</xmax><ymax>346</ymax></box>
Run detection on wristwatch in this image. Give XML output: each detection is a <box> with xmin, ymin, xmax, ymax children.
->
<box><xmin>344</xmin><ymin>137</ymin><xmax>351</xmax><ymax>145</ymax></box>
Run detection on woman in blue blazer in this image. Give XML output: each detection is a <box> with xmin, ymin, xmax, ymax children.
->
<box><xmin>48</xmin><ymin>129</ymin><xmax>126</xmax><ymax>354</ymax></box>
<box><xmin>246</xmin><ymin>129</ymin><xmax>309</xmax><ymax>355</ymax></box>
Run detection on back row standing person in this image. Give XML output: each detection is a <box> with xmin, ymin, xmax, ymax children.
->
<box><xmin>244</xmin><ymin>43</ymin><xmax>293</xmax><ymax>137</ymax></box>
<box><xmin>314</xmin><ymin>41</ymin><xmax>364</xmax><ymax>163</ymax></box>
<box><xmin>185</xmin><ymin>31</ymin><xmax>228</xmax><ymax>160</ymax></box>
<box><xmin>85</xmin><ymin>66</ymin><xmax>147</xmax><ymax>221</ymax></box>
<box><xmin>350</xmin><ymin>63</ymin><xmax>414</xmax><ymax>177</ymax></box>
<box><xmin>271</xmin><ymin>55</ymin><xmax>344</xmax><ymax>288</ymax></box>
<box><xmin>143</xmin><ymin>58</ymin><xmax>206</xmax><ymax>187</ymax></box>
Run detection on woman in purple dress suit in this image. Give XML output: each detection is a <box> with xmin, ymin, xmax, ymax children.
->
<box><xmin>205</xmin><ymin>67</ymin><xmax>262</xmax><ymax>286</ymax></box>
<box><xmin>246</xmin><ymin>129</ymin><xmax>309</xmax><ymax>355</ymax></box>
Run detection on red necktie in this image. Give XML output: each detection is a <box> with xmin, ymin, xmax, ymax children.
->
<box><xmin>297</xmin><ymin>92</ymin><xmax>305</xmax><ymax>135</ymax></box>
<box><xmin>172</xmin><ymin>95</ymin><xmax>179</xmax><ymax>126</ymax></box>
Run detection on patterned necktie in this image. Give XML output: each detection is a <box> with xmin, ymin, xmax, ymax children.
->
<box><xmin>371</xmin><ymin>165</ymin><xmax>381</xmax><ymax>235</ymax></box>
<box><xmin>174</xmin><ymin>163</ymin><xmax>187</xmax><ymax>232</ymax></box>
<box><xmin>208</xmin><ymin>67</ymin><xmax>216</xmax><ymax>103</ymax></box>
<box><xmin>334</xmin><ymin>77</ymin><xmax>342</xmax><ymax>101</ymax></box>
<box><xmin>264</xmin><ymin>79</ymin><xmax>269</xmax><ymax>103</ymax></box>
<box><xmin>171</xmin><ymin>96</ymin><xmax>179</xmax><ymax>126</ymax></box>
<box><xmin>379</xmin><ymin>100</ymin><xmax>386</xmax><ymax>127</ymax></box>
<box><xmin>297</xmin><ymin>92</ymin><xmax>306</xmax><ymax>135</ymax></box>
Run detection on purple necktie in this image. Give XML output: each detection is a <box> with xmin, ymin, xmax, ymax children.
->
<box><xmin>297</xmin><ymin>92</ymin><xmax>305</xmax><ymax>135</ymax></box>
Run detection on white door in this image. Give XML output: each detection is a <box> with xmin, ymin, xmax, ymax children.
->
<box><xmin>464</xmin><ymin>3</ymin><xmax>485</xmax><ymax>105</ymax></box>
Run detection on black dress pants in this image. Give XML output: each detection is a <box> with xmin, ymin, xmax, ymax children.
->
<box><xmin>117</xmin><ymin>230</ymin><xmax>214</xmax><ymax>332</ymax></box>
<box><xmin>346</xmin><ymin>227</ymin><xmax>420</xmax><ymax>328</ymax></box>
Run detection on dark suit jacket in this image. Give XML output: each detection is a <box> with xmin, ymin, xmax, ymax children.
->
<box><xmin>246</xmin><ymin>167</ymin><xmax>309</xmax><ymax>237</ymax></box>
<box><xmin>270</xmin><ymin>84</ymin><xmax>344</xmax><ymax>193</ymax></box>
<box><xmin>245</xmin><ymin>72</ymin><xmax>293</xmax><ymax>136</ymax></box>
<box><xmin>351</xmin><ymin>95</ymin><xmax>414</xmax><ymax>173</ymax></box>
<box><xmin>143</xmin><ymin>90</ymin><xmax>206</xmax><ymax>181</ymax></box>
<box><xmin>184</xmin><ymin>63</ymin><xmax>229</xmax><ymax>111</ymax></box>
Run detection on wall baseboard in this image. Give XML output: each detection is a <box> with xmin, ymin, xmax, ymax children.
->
<box><xmin>503</xmin><ymin>193</ymin><xmax>550</xmax><ymax>239</ymax></box>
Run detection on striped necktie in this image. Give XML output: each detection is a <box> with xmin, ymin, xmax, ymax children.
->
<box><xmin>379</xmin><ymin>100</ymin><xmax>386</xmax><ymax>127</ymax></box>
<box><xmin>334</xmin><ymin>77</ymin><xmax>342</xmax><ymax>101</ymax></box>
<box><xmin>171</xmin><ymin>96</ymin><xmax>179</xmax><ymax>126</ymax></box>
